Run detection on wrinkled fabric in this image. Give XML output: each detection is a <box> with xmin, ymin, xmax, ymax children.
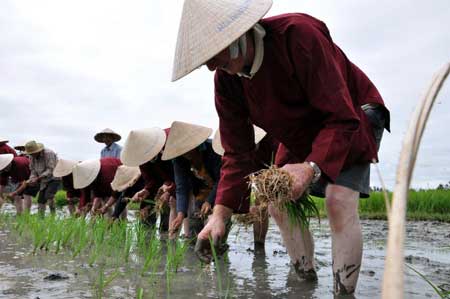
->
<box><xmin>0</xmin><ymin>156</ymin><xmax>30</xmax><ymax>185</ymax></box>
<box><xmin>29</xmin><ymin>148</ymin><xmax>60</xmax><ymax>190</ymax></box>
<box><xmin>90</xmin><ymin>157</ymin><xmax>121</xmax><ymax>198</ymax></box>
<box><xmin>214</xmin><ymin>13</ymin><xmax>389</xmax><ymax>212</ymax></box>
<box><xmin>139</xmin><ymin>156</ymin><xmax>175</xmax><ymax>198</ymax></box>
<box><xmin>100</xmin><ymin>142</ymin><xmax>122</xmax><ymax>159</ymax></box>
<box><xmin>173</xmin><ymin>140</ymin><xmax>221</xmax><ymax>216</ymax></box>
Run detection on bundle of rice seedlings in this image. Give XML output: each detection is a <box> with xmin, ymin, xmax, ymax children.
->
<box><xmin>149</xmin><ymin>188</ymin><xmax>168</xmax><ymax>215</ymax></box>
<box><xmin>248</xmin><ymin>165</ymin><xmax>319</xmax><ymax>229</ymax></box>
<box><xmin>234</xmin><ymin>212</ymin><xmax>260</xmax><ymax>228</ymax></box>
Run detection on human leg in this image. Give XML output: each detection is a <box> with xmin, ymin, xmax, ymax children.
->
<box><xmin>251</xmin><ymin>205</ymin><xmax>269</xmax><ymax>247</ymax></box>
<box><xmin>325</xmin><ymin>184</ymin><xmax>361</xmax><ymax>295</ymax></box>
<box><xmin>268</xmin><ymin>203</ymin><xmax>316</xmax><ymax>280</ymax></box>
<box><xmin>13</xmin><ymin>195</ymin><xmax>23</xmax><ymax>214</ymax></box>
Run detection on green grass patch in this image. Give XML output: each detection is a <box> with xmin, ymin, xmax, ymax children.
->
<box><xmin>312</xmin><ymin>189</ymin><xmax>450</xmax><ymax>222</ymax></box>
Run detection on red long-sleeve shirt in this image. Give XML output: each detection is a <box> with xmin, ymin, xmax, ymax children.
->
<box><xmin>214</xmin><ymin>13</ymin><xmax>389</xmax><ymax>213</ymax></box>
<box><xmin>77</xmin><ymin>158</ymin><xmax>121</xmax><ymax>209</ymax></box>
<box><xmin>0</xmin><ymin>156</ymin><xmax>30</xmax><ymax>185</ymax></box>
<box><xmin>91</xmin><ymin>158</ymin><xmax>121</xmax><ymax>198</ymax></box>
<box><xmin>139</xmin><ymin>157</ymin><xmax>175</xmax><ymax>198</ymax></box>
<box><xmin>0</xmin><ymin>144</ymin><xmax>18</xmax><ymax>185</ymax></box>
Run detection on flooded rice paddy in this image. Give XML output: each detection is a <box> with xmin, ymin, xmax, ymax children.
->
<box><xmin>0</xmin><ymin>203</ymin><xmax>449</xmax><ymax>299</ymax></box>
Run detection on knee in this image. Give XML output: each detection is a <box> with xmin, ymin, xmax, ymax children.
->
<box><xmin>326</xmin><ymin>186</ymin><xmax>359</xmax><ymax>232</ymax></box>
<box><xmin>268</xmin><ymin>204</ymin><xmax>284</xmax><ymax>222</ymax></box>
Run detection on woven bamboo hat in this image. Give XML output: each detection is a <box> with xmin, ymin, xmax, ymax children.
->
<box><xmin>53</xmin><ymin>159</ymin><xmax>78</xmax><ymax>178</ymax></box>
<box><xmin>0</xmin><ymin>138</ymin><xmax>9</xmax><ymax>145</ymax></box>
<box><xmin>111</xmin><ymin>165</ymin><xmax>141</xmax><ymax>192</ymax></box>
<box><xmin>172</xmin><ymin>0</ymin><xmax>273</xmax><ymax>81</ymax></box>
<box><xmin>72</xmin><ymin>159</ymin><xmax>101</xmax><ymax>189</ymax></box>
<box><xmin>162</xmin><ymin>121</ymin><xmax>213</xmax><ymax>160</ymax></box>
<box><xmin>212</xmin><ymin>125</ymin><xmax>267</xmax><ymax>156</ymax></box>
<box><xmin>0</xmin><ymin>154</ymin><xmax>14</xmax><ymax>171</ymax></box>
<box><xmin>121</xmin><ymin>127</ymin><xmax>166</xmax><ymax>167</ymax></box>
<box><xmin>24</xmin><ymin>140</ymin><xmax>44</xmax><ymax>155</ymax></box>
<box><xmin>94</xmin><ymin>128</ymin><xmax>121</xmax><ymax>143</ymax></box>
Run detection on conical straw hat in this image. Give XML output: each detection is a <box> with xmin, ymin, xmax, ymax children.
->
<box><xmin>53</xmin><ymin>159</ymin><xmax>78</xmax><ymax>178</ymax></box>
<box><xmin>121</xmin><ymin>127</ymin><xmax>166</xmax><ymax>167</ymax></box>
<box><xmin>94</xmin><ymin>128</ymin><xmax>121</xmax><ymax>143</ymax></box>
<box><xmin>172</xmin><ymin>0</ymin><xmax>273</xmax><ymax>81</ymax></box>
<box><xmin>0</xmin><ymin>154</ymin><xmax>14</xmax><ymax>171</ymax></box>
<box><xmin>0</xmin><ymin>138</ymin><xmax>9</xmax><ymax>145</ymax></box>
<box><xmin>111</xmin><ymin>165</ymin><xmax>141</xmax><ymax>192</ymax></box>
<box><xmin>212</xmin><ymin>125</ymin><xmax>267</xmax><ymax>156</ymax></box>
<box><xmin>72</xmin><ymin>159</ymin><xmax>101</xmax><ymax>189</ymax></box>
<box><xmin>24</xmin><ymin>140</ymin><xmax>44</xmax><ymax>155</ymax></box>
<box><xmin>162</xmin><ymin>121</ymin><xmax>213</xmax><ymax>160</ymax></box>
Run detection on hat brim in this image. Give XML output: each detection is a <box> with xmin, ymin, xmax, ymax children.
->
<box><xmin>172</xmin><ymin>0</ymin><xmax>273</xmax><ymax>81</ymax></box>
<box><xmin>53</xmin><ymin>159</ymin><xmax>78</xmax><ymax>178</ymax></box>
<box><xmin>95</xmin><ymin>133</ymin><xmax>121</xmax><ymax>143</ymax></box>
<box><xmin>161</xmin><ymin>122</ymin><xmax>213</xmax><ymax>161</ymax></box>
<box><xmin>121</xmin><ymin>128</ymin><xmax>166</xmax><ymax>167</ymax></box>
<box><xmin>110</xmin><ymin>167</ymin><xmax>141</xmax><ymax>192</ymax></box>
<box><xmin>24</xmin><ymin>143</ymin><xmax>44</xmax><ymax>155</ymax></box>
<box><xmin>0</xmin><ymin>154</ymin><xmax>14</xmax><ymax>172</ymax></box>
<box><xmin>73</xmin><ymin>160</ymin><xmax>101</xmax><ymax>189</ymax></box>
<box><xmin>94</xmin><ymin>132</ymin><xmax>121</xmax><ymax>143</ymax></box>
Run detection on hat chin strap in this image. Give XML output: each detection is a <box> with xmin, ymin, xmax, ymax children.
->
<box><xmin>229</xmin><ymin>33</ymin><xmax>247</xmax><ymax>60</ymax></box>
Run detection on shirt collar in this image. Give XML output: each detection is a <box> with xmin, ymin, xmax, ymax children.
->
<box><xmin>237</xmin><ymin>23</ymin><xmax>266</xmax><ymax>79</ymax></box>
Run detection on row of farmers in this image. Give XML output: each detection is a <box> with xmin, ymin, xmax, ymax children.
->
<box><xmin>0</xmin><ymin>122</ymin><xmax>273</xmax><ymax>246</ymax></box>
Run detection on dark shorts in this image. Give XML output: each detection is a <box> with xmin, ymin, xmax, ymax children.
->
<box><xmin>310</xmin><ymin>105</ymin><xmax>387</xmax><ymax>198</ymax></box>
<box><xmin>37</xmin><ymin>180</ymin><xmax>61</xmax><ymax>204</ymax></box>
<box><xmin>21</xmin><ymin>184</ymin><xmax>40</xmax><ymax>197</ymax></box>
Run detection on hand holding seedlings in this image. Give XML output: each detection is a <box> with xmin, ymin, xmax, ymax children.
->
<box><xmin>249</xmin><ymin>165</ymin><xmax>319</xmax><ymax>228</ymax></box>
<box><xmin>200</xmin><ymin>201</ymin><xmax>212</xmax><ymax>217</ymax></box>
<box><xmin>280</xmin><ymin>163</ymin><xmax>315</xmax><ymax>201</ymax></box>
<box><xmin>169</xmin><ymin>212</ymin><xmax>184</xmax><ymax>234</ymax></box>
<box><xmin>195</xmin><ymin>204</ymin><xmax>232</xmax><ymax>262</ymax></box>
<box><xmin>132</xmin><ymin>189</ymin><xmax>149</xmax><ymax>203</ymax></box>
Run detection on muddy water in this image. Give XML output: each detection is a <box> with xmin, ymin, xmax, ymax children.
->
<box><xmin>0</xmin><ymin>203</ymin><xmax>449</xmax><ymax>299</ymax></box>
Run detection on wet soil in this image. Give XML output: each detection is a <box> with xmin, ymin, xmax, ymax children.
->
<box><xmin>0</xmin><ymin>203</ymin><xmax>449</xmax><ymax>298</ymax></box>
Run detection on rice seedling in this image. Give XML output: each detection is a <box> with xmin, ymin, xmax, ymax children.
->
<box><xmin>249</xmin><ymin>165</ymin><xmax>320</xmax><ymax>228</ymax></box>
<box><xmin>60</xmin><ymin>217</ymin><xmax>77</xmax><ymax>248</ymax></box>
<box><xmin>72</xmin><ymin>219</ymin><xmax>90</xmax><ymax>258</ymax></box>
<box><xmin>406</xmin><ymin>264</ymin><xmax>450</xmax><ymax>298</ymax></box>
<box><xmin>140</xmin><ymin>229</ymin><xmax>161</xmax><ymax>276</ymax></box>
<box><xmin>137</xmin><ymin>287</ymin><xmax>144</xmax><ymax>299</ymax></box>
<box><xmin>94</xmin><ymin>265</ymin><xmax>120</xmax><ymax>299</ymax></box>
<box><xmin>30</xmin><ymin>217</ymin><xmax>46</xmax><ymax>254</ymax></box>
<box><xmin>208</xmin><ymin>236</ymin><xmax>232</xmax><ymax>299</ymax></box>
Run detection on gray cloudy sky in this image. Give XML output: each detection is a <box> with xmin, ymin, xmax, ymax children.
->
<box><xmin>1</xmin><ymin>0</ymin><xmax>449</xmax><ymax>189</ymax></box>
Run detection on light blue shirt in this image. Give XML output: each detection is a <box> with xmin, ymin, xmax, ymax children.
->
<box><xmin>100</xmin><ymin>142</ymin><xmax>122</xmax><ymax>159</ymax></box>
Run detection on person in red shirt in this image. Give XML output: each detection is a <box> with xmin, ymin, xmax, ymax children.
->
<box><xmin>0</xmin><ymin>139</ymin><xmax>18</xmax><ymax>195</ymax></box>
<box><xmin>53</xmin><ymin>159</ymin><xmax>80</xmax><ymax>215</ymax></box>
<box><xmin>73</xmin><ymin>158</ymin><xmax>121</xmax><ymax>217</ymax></box>
<box><xmin>0</xmin><ymin>154</ymin><xmax>38</xmax><ymax>214</ymax></box>
<box><xmin>120</xmin><ymin>128</ymin><xmax>175</xmax><ymax>231</ymax></box>
<box><xmin>213</xmin><ymin>125</ymin><xmax>278</xmax><ymax>249</ymax></box>
<box><xmin>172</xmin><ymin>0</ymin><xmax>390</xmax><ymax>295</ymax></box>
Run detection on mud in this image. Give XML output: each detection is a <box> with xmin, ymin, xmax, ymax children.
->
<box><xmin>0</xmin><ymin>203</ymin><xmax>449</xmax><ymax>298</ymax></box>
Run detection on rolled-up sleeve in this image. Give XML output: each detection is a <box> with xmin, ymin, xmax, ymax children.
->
<box><xmin>214</xmin><ymin>74</ymin><xmax>259</xmax><ymax>213</ymax></box>
<box><xmin>40</xmin><ymin>152</ymin><xmax>58</xmax><ymax>179</ymax></box>
<box><xmin>289</xmin><ymin>23</ymin><xmax>360</xmax><ymax>181</ymax></box>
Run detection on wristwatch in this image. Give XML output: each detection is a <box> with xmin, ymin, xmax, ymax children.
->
<box><xmin>307</xmin><ymin>161</ymin><xmax>321</xmax><ymax>183</ymax></box>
